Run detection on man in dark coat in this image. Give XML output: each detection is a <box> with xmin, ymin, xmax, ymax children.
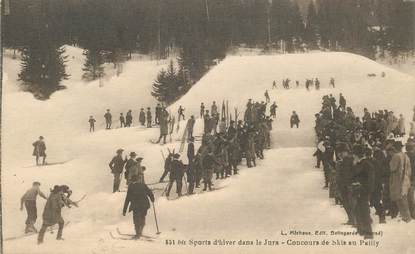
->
<box><xmin>186</xmin><ymin>115</ymin><xmax>196</xmax><ymax>140</ymax></box>
<box><xmin>155</xmin><ymin>103</ymin><xmax>162</xmax><ymax>124</ymax></box>
<box><xmin>139</xmin><ymin>108</ymin><xmax>146</xmax><ymax>126</ymax></box>
<box><xmin>187</xmin><ymin>137</ymin><xmax>195</xmax><ymax>194</ymax></box>
<box><xmin>166</xmin><ymin>154</ymin><xmax>186</xmax><ymax>197</ymax></box>
<box><xmin>120</xmin><ymin>113</ymin><xmax>126</xmax><ymax>128</ymax></box>
<box><xmin>270</xmin><ymin>102</ymin><xmax>277</xmax><ymax>118</ymax></box>
<box><xmin>126</xmin><ymin>110</ymin><xmax>133</xmax><ymax>127</ymax></box>
<box><xmin>200</xmin><ymin>103</ymin><xmax>205</xmax><ymax>118</ymax></box>
<box><xmin>146</xmin><ymin>108</ymin><xmax>152</xmax><ymax>128</ymax></box>
<box><xmin>33</xmin><ymin>136</ymin><xmax>47</xmax><ymax>166</ymax></box>
<box><xmin>122</xmin><ymin>175</ymin><xmax>155</xmax><ymax>239</ymax></box>
<box><xmin>290</xmin><ymin>111</ymin><xmax>300</xmax><ymax>128</ymax></box>
<box><xmin>156</xmin><ymin>110</ymin><xmax>169</xmax><ymax>144</ymax></box>
<box><xmin>104</xmin><ymin>109</ymin><xmax>112</xmax><ymax>129</ymax></box>
<box><xmin>89</xmin><ymin>116</ymin><xmax>96</xmax><ymax>132</ymax></box>
<box><xmin>109</xmin><ymin>149</ymin><xmax>127</xmax><ymax>192</ymax></box>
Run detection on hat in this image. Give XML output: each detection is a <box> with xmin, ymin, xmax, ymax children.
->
<box><xmin>116</xmin><ymin>149</ymin><xmax>124</xmax><ymax>154</ymax></box>
<box><xmin>136</xmin><ymin>157</ymin><xmax>143</xmax><ymax>161</ymax></box>
<box><xmin>33</xmin><ymin>181</ymin><xmax>41</xmax><ymax>186</ymax></box>
<box><xmin>39</xmin><ymin>136</ymin><xmax>44</xmax><ymax>139</ymax></box>
<box><xmin>130</xmin><ymin>152</ymin><xmax>137</xmax><ymax>157</ymax></box>
<box><xmin>173</xmin><ymin>153</ymin><xmax>180</xmax><ymax>159</ymax></box>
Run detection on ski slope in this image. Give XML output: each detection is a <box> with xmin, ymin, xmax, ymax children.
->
<box><xmin>2</xmin><ymin>49</ymin><xmax>415</xmax><ymax>254</ymax></box>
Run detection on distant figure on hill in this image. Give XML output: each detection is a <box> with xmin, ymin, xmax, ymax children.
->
<box><xmin>290</xmin><ymin>111</ymin><xmax>300</xmax><ymax>128</ymax></box>
<box><xmin>120</xmin><ymin>113</ymin><xmax>125</xmax><ymax>128</ymax></box>
<box><xmin>146</xmin><ymin>108</ymin><xmax>152</xmax><ymax>128</ymax></box>
<box><xmin>104</xmin><ymin>109</ymin><xmax>112</xmax><ymax>129</ymax></box>
<box><xmin>272</xmin><ymin>80</ymin><xmax>277</xmax><ymax>89</ymax></box>
<box><xmin>32</xmin><ymin>136</ymin><xmax>47</xmax><ymax>166</ymax></box>
<box><xmin>139</xmin><ymin>108</ymin><xmax>146</xmax><ymax>126</ymax></box>
<box><xmin>264</xmin><ymin>90</ymin><xmax>270</xmax><ymax>103</ymax></box>
<box><xmin>88</xmin><ymin>116</ymin><xmax>96</xmax><ymax>132</ymax></box>
<box><xmin>126</xmin><ymin>110</ymin><xmax>133</xmax><ymax>127</ymax></box>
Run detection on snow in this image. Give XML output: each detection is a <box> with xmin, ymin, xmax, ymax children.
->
<box><xmin>2</xmin><ymin>48</ymin><xmax>415</xmax><ymax>254</ymax></box>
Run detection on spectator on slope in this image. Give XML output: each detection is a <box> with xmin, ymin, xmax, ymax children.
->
<box><xmin>351</xmin><ymin>145</ymin><xmax>374</xmax><ymax>239</ymax></box>
<box><xmin>156</xmin><ymin>109</ymin><xmax>169</xmax><ymax>144</ymax></box>
<box><xmin>159</xmin><ymin>152</ymin><xmax>172</xmax><ymax>183</ymax></box>
<box><xmin>264</xmin><ymin>90</ymin><xmax>270</xmax><ymax>103</ymax></box>
<box><xmin>32</xmin><ymin>136</ymin><xmax>47</xmax><ymax>166</ymax></box>
<box><xmin>405</xmin><ymin>139</ymin><xmax>415</xmax><ymax>219</ymax></box>
<box><xmin>126</xmin><ymin>110</ymin><xmax>133</xmax><ymax>127</ymax></box>
<box><xmin>290</xmin><ymin>111</ymin><xmax>300</xmax><ymax>128</ymax></box>
<box><xmin>109</xmin><ymin>149</ymin><xmax>127</xmax><ymax>193</ymax></box>
<box><xmin>272</xmin><ymin>80</ymin><xmax>277</xmax><ymax>89</ymax></box>
<box><xmin>186</xmin><ymin>115</ymin><xmax>196</xmax><ymax>140</ymax></box>
<box><xmin>204</xmin><ymin>110</ymin><xmax>211</xmax><ymax>134</ymax></box>
<box><xmin>397</xmin><ymin>114</ymin><xmax>405</xmax><ymax>137</ymax></box>
<box><xmin>315</xmin><ymin>78</ymin><xmax>320</xmax><ymax>90</ymax></box>
<box><xmin>339</xmin><ymin>93</ymin><xmax>346</xmax><ymax>109</ymax></box>
<box><xmin>88</xmin><ymin>116</ymin><xmax>96</xmax><ymax>132</ymax></box>
<box><xmin>200</xmin><ymin>103</ymin><xmax>205</xmax><ymax>118</ymax></box>
<box><xmin>178</xmin><ymin>105</ymin><xmax>185</xmax><ymax>121</ymax></box>
<box><xmin>410</xmin><ymin>122</ymin><xmax>415</xmax><ymax>137</ymax></box>
<box><xmin>211</xmin><ymin>101</ymin><xmax>218</xmax><ymax>116</ymax></box>
<box><xmin>104</xmin><ymin>109</ymin><xmax>112</xmax><ymax>129</ymax></box>
<box><xmin>330</xmin><ymin>77</ymin><xmax>335</xmax><ymax>88</ymax></box>
<box><xmin>187</xmin><ymin>137</ymin><xmax>196</xmax><ymax>194</ymax></box>
<box><xmin>146</xmin><ymin>107</ymin><xmax>152</xmax><ymax>128</ymax></box>
<box><xmin>139</xmin><ymin>108</ymin><xmax>146</xmax><ymax>126</ymax></box>
<box><xmin>21</xmin><ymin>182</ymin><xmax>47</xmax><ymax>233</ymax></box>
<box><xmin>155</xmin><ymin>103</ymin><xmax>162</xmax><ymax>125</ymax></box>
<box><xmin>125</xmin><ymin>153</ymin><xmax>144</xmax><ymax>185</ymax></box>
<box><xmin>122</xmin><ymin>175</ymin><xmax>154</xmax><ymax>239</ymax></box>
<box><xmin>270</xmin><ymin>102</ymin><xmax>278</xmax><ymax>119</ymax></box>
<box><xmin>296</xmin><ymin>80</ymin><xmax>300</xmax><ymax>88</ymax></box>
<box><xmin>120</xmin><ymin>113</ymin><xmax>126</xmax><ymax>128</ymax></box>
<box><xmin>165</xmin><ymin>153</ymin><xmax>186</xmax><ymax>197</ymax></box>
<box><xmin>388</xmin><ymin>141</ymin><xmax>412</xmax><ymax>223</ymax></box>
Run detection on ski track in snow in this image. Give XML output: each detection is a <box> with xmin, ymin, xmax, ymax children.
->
<box><xmin>2</xmin><ymin>49</ymin><xmax>415</xmax><ymax>254</ymax></box>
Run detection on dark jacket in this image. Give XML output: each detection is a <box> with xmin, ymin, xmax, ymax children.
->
<box><xmin>123</xmin><ymin>182</ymin><xmax>154</xmax><ymax>214</ymax></box>
<box><xmin>32</xmin><ymin>140</ymin><xmax>46</xmax><ymax>156</ymax></box>
<box><xmin>42</xmin><ymin>192</ymin><xmax>65</xmax><ymax>226</ymax></box>
<box><xmin>187</xmin><ymin>143</ymin><xmax>195</xmax><ymax>162</ymax></box>
<box><xmin>170</xmin><ymin>159</ymin><xmax>185</xmax><ymax>180</ymax></box>
<box><xmin>336</xmin><ymin>156</ymin><xmax>354</xmax><ymax>188</ymax></box>
<box><xmin>109</xmin><ymin>155</ymin><xmax>126</xmax><ymax>174</ymax></box>
<box><xmin>353</xmin><ymin>158</ymin><xmax>375</xmax><ymax>194</ymax></box>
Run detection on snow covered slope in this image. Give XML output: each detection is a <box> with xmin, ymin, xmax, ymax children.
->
<box><xmin>2</xmin><ymin>50</ymin><xmax>415</xmax><ymax>254</ymax></box>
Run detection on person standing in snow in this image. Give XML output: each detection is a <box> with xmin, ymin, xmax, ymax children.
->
<box><xmin>165</xmin><ymin>153</ymin><xmax>186</xmax><ymax>197</ymax></box>
<box><xmin>88</xmin><ymin>116</ymin><xmax>96</xmax><ymax>132</ymax></box>
<box><xmin>38</xmin><ymin>185</ymin><xmax>77</xmax><ymax>244</ymax></box>
<box><xmin>32</xmin><ymin>136</ymin><xmax>47</xmax><ymax>166</ymax></box>
<box><xmin>122</xmin><ymin>175</ymin><xmax>154</xmax><ymax>239</ymax></box>
<box><xmin>187</xmin><ymin>137</ymin><xmax>196</xmax><ymax>194</ymax></box>
<box><xmin>119</xmin><ymin>113</ymin><xmax>126</xmax><ymax>128</ymax></box>
<box><xmin>211</xmin><ymin>101</ymin><xmax>218</xmax><ymax>116</ymax></box>
<box><xmin>159</xmin><ymin>152</ymin><xmax>172</xmax><ymax>183</ymax></box>
<box><xmin>330</xmin><ymin>77</ymin><xmax>335</xmax><ymax>88</ymax></box>
<box><xmin>315</xmin><ymin>78</ymin><xmax>320</xmax><ymax>90</ymax></box>
<box><xmin>126</xmin><ymin>110</ymin><xmax>133</xmax><ymax>127</ymax></box>
<box><xmin>146</xmin><ymin>107</ymin><xmax>152</xmax><ymax>128</ymax></box>
<box><xmin>397</xmin><ymin>114</ymin><xmax>405</xmax><ymax>137</ymax></box>
<box><xmin>156</xmin><ymin>110</ymin><xmax>169</xmax><ymax>144</ymax></box>
<box><xmin>186</xmin><ymin>115</ymin><xmax>196</xmax><ymax>140</ymax></box>
<box><xmin>155</xmin><ymin>103</ymin><xmax>162</xmax><ymax>124</ymax></box>
<box><xmin>109</xmin><ymin>149</ymin><xmax>127</xmax><ymax>193</ymax></box>
<box><xmin>270</xmin><ymin>102</ymin><xmax>277</xmax><ymax>118</ymax></box>
<box><xmin>104</xmin><ymin>109</ymin><xmax>112</xmax><ymax>129</ymax></box>
<box><xmin>178</xmin><ymin>105</ymin><xmax>185</xmax><ymax>121</ymax></box>
<box><xmin>290</xmin><ymin>111</ymin><xmax>300</xmax><ymax>128</ymax></box>
<box><xmin>410</xmin><ymin>122</ymin><xmax>415</xmax><ymax>137</ymax></box>
<box><xmin>204</xmin><ymin>110</ymin><xmax>211</xmax><ymax>134</ymax></box>
<box><xmin>339</xmin><ymin>93</ymin><xmax>346</xmax><ymax>109</ymax></box>
<box><xmin>21</xmin><ymin>182</ymin><xmax>47</xmax><ymax>233</ymax></box>
<box><xmin>272</xmin><ymin>80</ymin><xmax>277</xmax><ymax>89</ymax></box>
<box><xmin>200</xmin><ymin>103</ymin><xmax>205</xmax><ymax>118</ymax></box>
<box><xmin>264</xmin><ymin>90</ymin><xmax>270</xmax><ymax>103</ymax></box>
<box><xmin>139</xmin><ymin>108</ymin><xmax>146</xmax><ymax>126</ymax></box>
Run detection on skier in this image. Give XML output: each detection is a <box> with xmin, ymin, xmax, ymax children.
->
<box><xmin>109</xmin><ymin>149</ymin><xmax>127</xmax><ymax>193</ymax></box>
<box><xmin>120</xmin><ymin>113</ymin><xmax>126</xmax><ymax>128</ymax></box>
<box><xmin>178</xmin><ymin>105</ymin><xmax>185</xmax><ymax>121</ymax></box>
<box><xmin>270</xmin><ymin>102</ymin><xmax>277</xmax><ymax>118</ymax></box>
<box><xmin>122</xmin><ymin>175</ymin><xmax>155</xmax><ymax>239</ymax></box>
<box><xmin>200</xmin><ymin>103</ymin><xmax>205</xmax><ymax>118</ymax></box>
<box><xmin>166</xmin><ymin>153</ymin><xmax>186</xmax><ymax>197</ymax></box>
<box><xmin>315</xmin><ymin>78</ymin><xmax>320</xmax><ymax>90</ymax></box>
<box><xmin>211</xmin><ymin>101</ymin><xmax>218</xmax><ymax>116</ymax></box>
<box><xmin>200</xmin><ymin>148</ymin><xmax>217</xmax><ymax>191</ymax></box>
<box><xmin>104</xmin><ymin>109</ymin><xmax>112</xmax><ymax>129</ymax></box>
<box><xmin>290</xmin><ymin>111</ymin><xmax>300</xmax><ymax>128</ymax></box>
<box><xmin>272</xmin><ymin>80</ymin><xmax>277</xmax><ymax>89</ymax></box>
<box><xmin>330</xmin><ymin>77</ymin><xmax>335</xmax><ymax>88</ymax></box>
<box><xmin>125</xmin><ymin>152</ymin><xmax>139</xmax><ymax>185</ymax></box>
<box><xmin>126</xmin><ymin>110</ymin><xmax>133</xmax><ymax>127</ymax></box>
<box><xmin>159</xmin><ymin>152</ymin><xmax>172</xmax><ymax>183</ymax></box>
<box><xmin>146</xmin><ymin>107</ymin><xmax>152</xmax><ymax>128</ymax></box>
<box><xmin>187</xmin><ymin>137</ymin><xmax>195</xmax><ymax>194</ymax></box>
<box><xmin>88</xmin><ymin>116</ymin><xmax>96</xmax><ymax>132</ymax></box>
<box><xmin>186</xmin><ymin>115</ymin><xmax>196</xmax><ymax>140</ymax></box>
<box><xmin>139</xmin><ymin>108</ymin><xmax>146</xmax><ymax>126</ymax></box>
<box><xmin>20</xmin><ymin>182</ymin><xmax>47</xmax><ymax>233</ymax></box>
<box><xmin>264</xmin><ymin>90</ymin><xmax>270</xmax><ymax>103</ymax></box>
<box><xmin>32</xmin><ymin>136</ymin><xmax>47</xmax><ymax>166</ymax></box>
<box><xmin>38</xmin><ymin>185</ymin><xmax>78</xmax><ymax>244</ymax></box>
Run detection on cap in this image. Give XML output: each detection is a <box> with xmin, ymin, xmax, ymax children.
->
<box><xmin>116</xmin><ymin>149</ymin><xmax>124</xmax><ymax>154</ymax></box>
<box><xmin>130</xmin><ymin>152</ymin><xmax>137</xmax><ymax>157</ymax></box>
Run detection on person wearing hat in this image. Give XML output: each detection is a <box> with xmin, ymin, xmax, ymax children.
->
<box><xmin>166</xmin><ymin>153</ymin><xmax>186</xmax><ymax>197</ymax></box>
<box><xmin>406</xmin><ymin>139</ymin><xmax>415</xmax><ymax>219</ymax></box>
<box><xmin>109</xmin><ymin>149</ymin><xmax>127</xmax><ymax>192</ymax></box>
<box><xmin>156</xmin><ymin>110</ymin><xmax>169</xmax><ymax>144</ymax></box>
<box><xmin>200</xmin><ymin>102</ymin><xmax>205</xmax><ymax>118</ymax></box>
<box><xmin>290</xmin><ymin>111</ymin><xmax>300</xmax><ymax>128</ymax></box>
<box><xmin>119</xmin><ymin>113</ymin><xmax>126</xmax><ymax>128</ymax></box>
<box><xmin>21</xmin><ymin>181</ymin><xmax>47</xmax><ymax>233</ymax></box>
<box><xmin>187</xmin><ymin>137</ymin><xmax>195</xmax><ymax>194</ymax></box>
<box><xmin>88</xmin><ymin>116</ymin><xmax>96</xmax><ymax>132</ymax></box>
<box><xmin>388</xmin><ymin>141</ymin><xmax>412</xmax><ymax>222</ymax></box>
<box><xmin>139</xmin><ymin>108</ymin><xmax>146</xmax><ymax>126</ymax></box>
<box><xmin>126</xmin><ymin>110</ymin><xmax>133</xmax><ymax>127</ymax></box>
<box><xmin>186</xmin><ymin>115</ymin><xmax>196</xmax><ymax>141</ymax></box>
<box><xmin>104</xmin><ymin>109</ymin><xmax>112</xmax><ymax>129</ymax></box>
<box><xmin>270</xmin><ymin>102</ymin><xmax>277</xmax><ymax>119</ymax></box>
<box><xmin>146</xmin><ymin>107</ymin><xmax>152</xmax><ymax>128</ymax></box>
<box><xmin>122</xmin><ymin>175</ymin><xmax>154</xmax><ymax>239</ymax></box>
<box><xmin>351</xmin><ymin>144</ymin><xmax>374</xmax><ymax>239</ymax></box>
<box><xmin>125</xmin><ymin>152</ymin><xmax>139</xmax><ymax>185</ymax></box>
<box><xmin>32</xmin><ymin>136</ymin><xmax>47</xmax><ymax>166</ymax></box>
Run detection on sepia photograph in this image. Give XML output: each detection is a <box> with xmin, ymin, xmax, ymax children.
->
<box><xmin>1</xmin><ymin>0</ymin><xmax>415</xmax><ymax>253</ymax></box>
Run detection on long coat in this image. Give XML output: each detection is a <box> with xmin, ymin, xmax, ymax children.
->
<box><xmin>159</xmin><ymin>113</ymin><xmax>169</xmax><ymax>135</ymax></box>
<box><xmin>32</xmin><ymin>140</ymin><xmax>46</xmax><ymax>156</ymax></box>
<box><xmin>389</xmin><ymin>152</ymin><xmax>412</xmax><ymax>201</ymax></box>
<box><xmin>123</xmin><ymin>182</ymin><xmax>154</xmax><ymax>215</ymax></box>
<box><xmin>42</xmin><ymin>192</ymin><xmax>65</xmax><ymax>226</ymax></box>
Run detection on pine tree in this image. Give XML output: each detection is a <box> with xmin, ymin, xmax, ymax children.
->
<box><xmin>18</xmin><ymin>45</ymin><xmax>69</xmax><ymax>100</ymax></box>
<box><xmin>82</xmin><ymin>48</ymin><xmax>105</xmax><ymax>81</ymax></box>
<box><xmin>304</xmin><ymin>0</ymin><xmax>318</xmax><ymax>48</ymax></box>
<box><xmin>151</xmin><ymin>60</ymin><xmax>182</xmax><ymax>105</ymax></box>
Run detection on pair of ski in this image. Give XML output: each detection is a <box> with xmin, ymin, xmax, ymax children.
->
<box><xmin>4</xmin><ymin>221</ymin><xmax>71</xmax><ymax>241</ymax></box>
<box><xmin>109</xmin><ymin>228</ymin><xmax>156</xmax><ymax>242</ymax></box>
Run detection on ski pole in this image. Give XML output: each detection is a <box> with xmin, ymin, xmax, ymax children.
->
<box><xmin>152</xmin><ymin>202</ymin><xmax>161</xmax><ymax>234</ymax></box>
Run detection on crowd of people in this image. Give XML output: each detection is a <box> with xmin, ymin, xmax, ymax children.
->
<box><xmin>271</xmin><ymin>77</ymin><xmax>335</xmax><ymax>90</ymax></box>
<box><xmin>314</xmin><ymin>93</ymin><xmax>415</xmax><ymax>239</ymax></box>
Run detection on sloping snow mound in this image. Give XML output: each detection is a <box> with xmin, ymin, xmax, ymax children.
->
<box><xmin>171</xmin><ymin>52</ymin><xmax>415</xmax><ymax>147</ymax></box>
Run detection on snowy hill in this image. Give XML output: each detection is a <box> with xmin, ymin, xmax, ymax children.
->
<box><xmin>2</xmin><ymin>50</ymin><xmax>415</xmax><ymax>254</ymax></box>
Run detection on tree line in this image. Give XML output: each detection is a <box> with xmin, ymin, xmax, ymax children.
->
<box><xmin>3</xmin><ymin>0</ymin><xmax>414</xmax><ymax>101</ymax></box>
